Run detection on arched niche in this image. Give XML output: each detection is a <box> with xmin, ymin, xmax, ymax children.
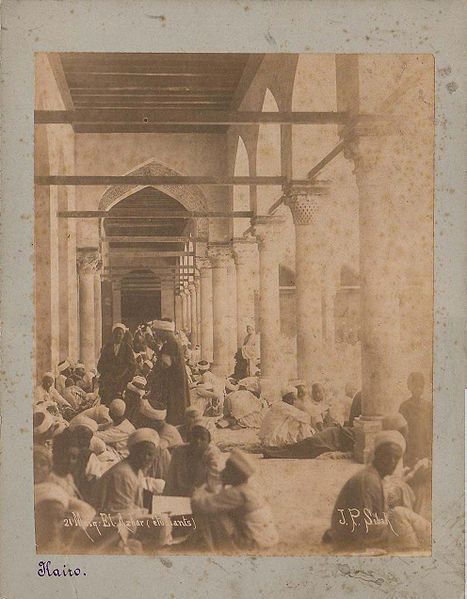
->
<box><xmin>99</xmin><ymin>159</ymin><xmax>210</xmax><ymax>241</ymax></box>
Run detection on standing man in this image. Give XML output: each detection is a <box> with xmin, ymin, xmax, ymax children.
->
<box><xmin>399</xmin><ymin>372</ymin><xmax>432</xmax><ymax>467</ymax></box>
<box><xmin>97</xmin><ymin>323</ymin><xmax>136</xmax><ymax>407</ymax></box>
<box><xmin>148</xmin><ymin>319</ymin><xmax>190</xmax><ymax>426</ymax></box>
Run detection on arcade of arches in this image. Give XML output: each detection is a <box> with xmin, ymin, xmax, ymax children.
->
<box><xmin>34</xmin><ymin>53</ymin><xmax>433</xmax><ymax>460</ymax></box>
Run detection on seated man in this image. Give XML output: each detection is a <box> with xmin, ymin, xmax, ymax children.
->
<box><xmin>56</xmin><ymin>359</ymin><xmax>73</xmax><ymax>396</ymax></box>
<box><xmin>218</xmin><ymin>380</ymin><xmax>266</xmax><ymax>430</ymax></box>
<box><xmin>123</xmin><ymin>375</ymin><xmax>147</xmax><ymax>425</ymax></box>
<box><xmin>307</xmin><ymin>383</ymin><xmax>333</xmax><ymax>430</ymax></box>
<box><xmin>164</xmin><ymin>425</ymin><xmax>222</xmax><ymax>497</ymax></box>
<box><xmin>72</xmin><ymin>363</ymin><xmax>93</xmax><ymax>393</ymax></box>
<box><xmin>177</xmin><ymin>407</ymin><xmax>214</xmax><ymax>443</ymax></box>
<box><xmin>259</xmin><ymin>386</ymin><xmax>316</xmax><ymax>448</ymax></box>
<box><xmin>322</xmin><ymin>431</ymin><xmax>431</xmax><ymax>552</ymax></box>
<box><xmin>33</xmin><ymin>407</ymin><xmax>68</xmax><ymax>447</ymax></box>
<box><xmin>35</xmin><ymin>372</ymin><xmax>71</xmax><ymax>414</ymax></box>
<box><xmin>93</xmin><ymin>428</ymin><xmax>171</xmax><ymax>548</ymax></box>
<box><xmin>189</xmin><ymin>381</ymin><xmax>219</xmax><ymax>416</ymax></box>
<box><xmin>381</xmin><ymin>413</ymin><xmax>432</xmax><ymax>521</ymax></box>
<box><xmin>96</xmin><ymin>399</ymin><xmax>136</xmax><ymax>459</ymax></box>
<box><xmin>135</xmin><ymin>400</ymin><xmax>184</xmax><ymax>450</ymax></box>
<box><xmin>191</xmin><ymin>448</ymin><xmax>279</xmax><ymax>552</ymax></box>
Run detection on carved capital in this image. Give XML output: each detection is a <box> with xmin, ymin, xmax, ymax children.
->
<box><xmin>77</xmin><ymin>248</ymin><xmax>102</xmax><ymax>275</ymax></box>
<box><xmin>208</xmin><ymin>244</ymin><xmax>232</xmax><ymax>269</ymax></box>
<box><xmin>232</xmin><ymin>240</ymin><xmax>258</xmax><ymax>266</ymax></box>
<box><xmin>197</xmin><ymin>256</ymin><xmax>211</xmax><ymax>271</ymax></box>
<box><xmin>343</xmin><ymin>119</ymin><xmax>396</xmax><ymax>175</ymax></box>
<box><xmin>285</xmin><ymin>182</ymin><xmax>329</xmax><ymax>225</ymax></box>
<box><xmin>251</xmin><ymin>216</ymin><xmax>286</xmax><ymax>248</ymax></box>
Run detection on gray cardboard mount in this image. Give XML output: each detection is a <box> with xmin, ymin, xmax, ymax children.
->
<box><xmin>1</xmin><ymin>1</ymin><xmax>465</xmax><ymax>597</ymax></box>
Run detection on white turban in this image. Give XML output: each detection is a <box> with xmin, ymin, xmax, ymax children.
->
<box><xmin>33</xmin><ymin>410</ymin><xmax>54</xmax><ymax>435</ymax></box>
<box><xmin>374</xmin><ymin>430</ymin><xmax>406</xmax><ymax>453</ymax></box>
<box><xmin>112</xmin><ymin>322</ymin><xmax>127</xmax><ymax>333</ymax></box>
<box><xmin>281</xmin><ymin>385</ymin><xmax>298</xmax><ymax>397</ymax></box>
<box><xmin>75</xmin><ymin>363</ymin><xmax>85</xmax><ymax>371</ymax></box>
<box><xmin>238</xmin><ymin>377</ymin><xmax>260</xmax><ymax>394</ymax></box>
<box><xmin>109</xmin><ymin>398</ymin><xmax>126</xmax><ymax>418</ymax></box>
<box><xmin>143</xmin><ymin>360</ymin><xmax>153</xmax><ymax>370</ymax></box>
<box><xmin>127</xmin><ymin>376</ymin><xmax>147</xmax><ymax>396</ymax></box>
<box><xmin>150</xmin><ymin>319</ymin><xmax>175</xmax><ymax>332</ymax></box>
<box><xmin>34</xmin><ymin>482</ymin><xmax>70</xmax><ymax>510</ymax></box>
<box><xmin>228</xmin><ymin>448</ymin><xmax>256</xmax><ymax>478</ymax></box>
<box><xmin>57</xmin><ymin>360</ymin><xmax>71</xmax><ymax>373</ymax></box>
<box><xmin>128</xmin><ymin>428</ymin><xmax>160</xmax><ymax>449</ymax></box>
<box><xmin>196</xmin><ymin>360</ymin><xmax>211</xmax><ymax>372</ymax></box>
<box><xmin>69</xmin><ymin>415</ymin><xmax>99</xmax><ymax>434</ymax></box>
<box><xmin>43</xmin><ymin>372</ymin><xmax>55</xmax><ymax>380</ymax></box>
<box><xmin>139</xmin><ymin>399</ymin><xmax>167</xmax><ymax>421</ymax></box>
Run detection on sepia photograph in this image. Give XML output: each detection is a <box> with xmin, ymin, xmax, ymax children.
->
<box><xmin>32</xmin><ymin>51</ymin><xmax>435</xmax><ymax>557</ymax></box>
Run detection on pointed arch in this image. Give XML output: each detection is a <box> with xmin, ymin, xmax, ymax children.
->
<box><xmin>233</xmin><ymin>136</ymin><xmax>250</xmax><ymax>237</ymax></box>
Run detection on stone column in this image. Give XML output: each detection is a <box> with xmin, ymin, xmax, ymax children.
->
<box><xmin>160</xmin><ymin>277</ymin><xmax>175</xmax><ymax>320</ymax></box>
<box><xmin>195</xmin><ymin>276</ymin><xmax>201</xmax><ymax>346</ymax></box>
<box><xmin>94</xmin><ymin>271</ymin><xmax>103</xmax><ymax>361</ymax></box>
<box><xmin>233</xmin><ymin>240</ymin><xmax>258</xmax><ymax>348</ymax></box>
<box><xmin>252</xmin><ymin>216</ymin><xmax>285</xmax><ymax>400</ymax></box>
<box><xmin>112</xmin><ymin>279</ymin><xmax>122</xmax><ymax>323</ymax></box>
<box><xmin>181</xmin><ymin>288</ymin><xmax>188</xmax><ymax>331</ymax></box>
<box><xmin>175</xmin><ymin>292</ymin><xmax>183</xmax><ymax>330</ymax></box>
<box><xmin>226</xmin><ymin>252</ymin><xmax>238</xmax><ymax>365</ymax></box>
<box><xmin>77</xmin><ymin>249</ymin><xmax>100</xmax><ymax>370</ymax></box>
<box><xmin>286</xmin><ymin>185</ymin><xmax>327</xmax><ymax>390</ymax></box>
<box><xmin>189</xmin><ymin>282</ymin><xmax>198</xmax><ymax>346</ymax></box>
<box><xmin>347</xmin><ymin>126</ymin><xmax>401</xmax><ymax>461</ymax></box>
<box><xmin>185</xmin><ymin>286</ymin><xmax>192</xmax><ymax>337</ymax></box>
<box><xmin>101</xmin><ymin>276</ymin><xmax>113</xmax><ymax>344</ymax></box>
<box><xmin>208</xmin><ymin>245</ymin><xmax>231</xmax><ymax>377</ymax></box>
<box><xmin>198</xmin><ymin>257</ymin><xmax>214</xmax><ymax>362</ymax></box>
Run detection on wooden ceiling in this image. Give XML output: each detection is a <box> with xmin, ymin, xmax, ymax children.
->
<box><xmin>58</xmin><ymin>52</ymin><xmax>258</xmax><ymax>133</ymax></box>
<box><xmin>104</xmin><ymin>187</ymin><xmax>190</xmax><ymax>241</ymax></box>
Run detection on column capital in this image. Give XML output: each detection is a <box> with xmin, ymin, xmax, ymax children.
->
<box><xmin>197</xmin><ymin>256</ymin><xmax>212</xmax><ymax>270</ymax></box>
<box><xmin>77</xmin><ymin>248</ymin><xmax>102</xmax><ymax>274</ymax></box>
<box><xmin>343</xmin><ymin>119</ymin><xmax>396</xmax><ymax>175</ymax></box>
<box><xmin>285</xmin><ymin>182</ymin><xmax>330</xmax><ymax>225</ymax></box>
<box><xmin>251</xmin><ymin>215</ymin><xmax>286</xmax><ymax>246</ymax></box>
<box><xmin>232</xmin><ymin>239</ymin><xmax>258</xmax><ymax>266</ymax></box>
<box><xmin>208</xmin><ymin>243</ymin><xmax>232</xmax><ymax>268</ymax></box>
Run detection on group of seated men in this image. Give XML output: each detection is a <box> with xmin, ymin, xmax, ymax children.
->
<box><xmin>33</xmin><ymin>316</ymin><xmax>432</xmax><ymax>555</ymax></box>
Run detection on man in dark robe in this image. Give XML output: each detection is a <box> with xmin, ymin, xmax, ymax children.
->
<box><xmin>399</xmin><ymin>372</ymin><xmax>432</xmax><ymax>467</ymax></box>
<box><xmin>322</xmin><ymin>431</ymin><xmax>431</xmax><ymax>552</ymax></box>
<box><xmin>97</xmin><ymin>323</ymin><xmax>136</xmax><ymax>407</ymax></box>
<box><xmin>147</xmin><ymin>319</ymin><xmax>190</xmax><ymax>426</ymax></box>
<box><xmin>262</xmin><ymin>424</ymin><xmax>355</xmax><ymax>459</ymax></box>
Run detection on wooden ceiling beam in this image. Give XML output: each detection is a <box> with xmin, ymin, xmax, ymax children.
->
<box><xmin>39</xmin><ymin>175</ymin><xmax>286</xmax><ymax>186</ymax></box>
<box><xmin>58</xmin><ymin>210</ymin><xmax>253</xmax><ymax>218</ymax></box>
<box><xmin>35</xmin><ymin>109</ymin><xmax>347</xmax><ymax>125</ymax></box>
<box><xmin>66</xmin><ymin>73</ymin><xmax>238</xmax><ymax>87</ymax></box>
<box><xmin>73</xmin><ymin>124</ymin><xmax>227</xmax><ymax>133</ymax></box>
<box><xmin>111</xmin><ymin>251</ymin><xmax>194</xmax><ymax>257</ymax></box>
<box><xmin>106</xmin><ymin>235</ymin><xmax>192</xmax><ymax>242</ymax></box>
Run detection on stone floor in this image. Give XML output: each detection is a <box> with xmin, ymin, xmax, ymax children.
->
<box><xmin>210</xmin><ymin>425</ymin><xmax>363</xmax><ymax>555</ymax></box>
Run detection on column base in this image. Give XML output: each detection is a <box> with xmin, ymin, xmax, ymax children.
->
<box><xmin>352</xmin><ymin>416</ymin><xmax>383</xmax><ymax>463</ymax></box>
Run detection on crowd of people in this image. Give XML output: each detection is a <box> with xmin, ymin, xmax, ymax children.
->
<box><xmin>33</xmin><ymin>318</ymin><xmax>432</xmax><ymax>555</ymax></box>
